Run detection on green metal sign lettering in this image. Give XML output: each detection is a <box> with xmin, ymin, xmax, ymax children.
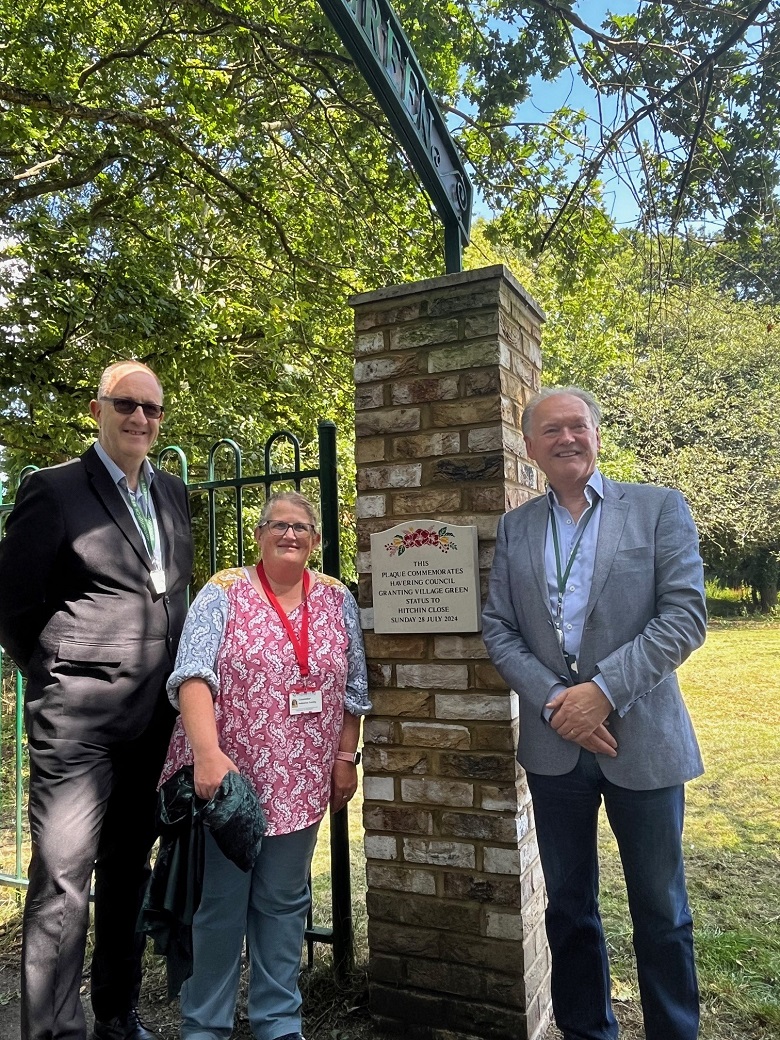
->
<box><xmin>318</xmin><ymin>0</ymin><xmax>473</xmax><ymax>273</ymax></box>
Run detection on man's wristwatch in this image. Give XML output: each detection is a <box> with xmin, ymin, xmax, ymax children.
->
<box><xmin>335</xmin><ymin>750</ymin><xmax>362</xmax><ymax>765</ymax></box>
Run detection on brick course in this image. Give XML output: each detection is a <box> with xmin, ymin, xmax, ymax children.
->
<box><xmin>353</xmin><ymin>266</ymin><xmax>551</xmax><ymax>1040</ymax></box>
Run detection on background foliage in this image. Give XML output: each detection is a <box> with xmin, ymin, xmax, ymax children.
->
<box><xmin>1</xmin><ymin>1</ymin><xmax>779</xmax><ymax>601</ymax></box>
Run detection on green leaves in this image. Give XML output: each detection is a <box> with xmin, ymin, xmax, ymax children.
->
<box><xmin>1</xmin><ymin>0</ymin><xmax>780</xmax><ymax>594</ymax></box>
<box><xmin>466</xmin><ymin>215</ymin><xmax>780</xmax><ymax>609</ymax></box>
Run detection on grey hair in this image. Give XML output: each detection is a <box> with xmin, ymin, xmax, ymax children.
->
<box><xmin>521</xmin><ymin>386</ymin><xmax>602</xmax><ymax>436</ymax></box>
<box><xmin>97</xmin><ymin>360</ymin><xmax>163</xmax><ymax>400</ymax></box>
<box><xmin>256</xmin><ymin>491</ymin><xmax>319</xmax><ymax>530</ymax></box>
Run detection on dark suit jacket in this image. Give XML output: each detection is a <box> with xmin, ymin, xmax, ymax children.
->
<box><xmin>482</xmin><ymin>477</ymin><xmax>707</xmax><ymax>790</ymax></box>
<box><xmin>0</xmin><ymin>444</ymin><xmax>193</xmax><ymax>743</ymax></box>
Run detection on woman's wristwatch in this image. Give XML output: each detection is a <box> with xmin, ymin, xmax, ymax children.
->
<box><xmin>335</xmin><ymin>750</ymin><xmax>362</xmax><ymax>765</ymax></box>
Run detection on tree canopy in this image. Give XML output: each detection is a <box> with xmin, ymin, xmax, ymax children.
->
<box><xmin>2</xmin><ymin>1</ymin><xmax>780</xmax><ymax>602</ymax></box>
<box><xmin>3</xmin><ymin>2</ymin><xmax>780</xmax><ymax>463</ymax></box>
<box><xmin>1</xmin><ymin>0</ymin><xmax>439</xmax><ymax>469</ymax></box>
<box><xmin>467</xmin><ymin>223</ymin><xmax>780</xmax><ymax>610</ymax></box>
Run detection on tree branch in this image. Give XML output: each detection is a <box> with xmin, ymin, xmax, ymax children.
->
<box><xmin>0</xmin><ymin>148</ymin><xmax>127</xmax><ymax>207</ymax></box>
<box><xmin>181</xmin><ymin>0</ymin><xmax>352</xmax><ymax>66</ymax></box>
<box><xmin>538</xmin><ymin>0</ymin><xmax>774</xmax><ymax>252</ymax></box>
<box><xmin>77</xmin><ymin>9</ymin><xmax>177</xmax><ymax>88</ymax></box>
<box><xmin>0</xmin><ymin>79</ymin><xmax>301</xmax><ymax>260</ymax></box>
<box><xmin>0</xmin><ymin>80</ymin><xmax>177</xmax><ymax>133</ymax></box>
<box><xmin>524</xmin><ymin>0</ymin><xmax>662</xmax><ymax>56</ymax></box>
<box><xmin>671</xmin><ymin>65</ymin><xmax>715</xmax><ymax>229</ymax></box>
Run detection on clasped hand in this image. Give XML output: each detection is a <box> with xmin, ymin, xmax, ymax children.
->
<box><xmin>546</xmin><ymin>681</ymin><xmax>618</xmax><ymax>756</ymax></box>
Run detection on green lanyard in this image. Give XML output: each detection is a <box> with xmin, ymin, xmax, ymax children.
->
<box><xmin>549</xmin><ymin>500</ymin><xmax>596</xmax><ymax>643</ymax></box>
<box><xmin>124</xmin><ymin>472</ymin><xmax>156</xmax><ymax>558</ymax></box>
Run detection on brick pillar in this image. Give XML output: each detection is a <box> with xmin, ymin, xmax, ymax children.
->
<box><xmin>351</xmin><ymin>266</ymin><xmax>552</xmax><ymax>1040</ymax></box>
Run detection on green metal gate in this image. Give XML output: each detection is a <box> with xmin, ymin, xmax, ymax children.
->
<box><xmin>0</xmin><ymin>419</ymin><xmax>354</xmax><ymax>971</ymax></box>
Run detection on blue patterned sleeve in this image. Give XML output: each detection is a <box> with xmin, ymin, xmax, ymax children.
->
<box><xmin>166</xmin><ymin>579</ymin><xmax>230</xmax><ymax>708</ymax></box>
<box><xmin>341</xmin><ymin>588</ymin><xmax>371</xmax><ymax>716</ymax></box>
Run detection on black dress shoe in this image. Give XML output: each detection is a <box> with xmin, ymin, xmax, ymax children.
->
<box><xmin>92</xmin><ymin>1007</ymin><xmax>158</xmax><ymax>1040</ymax></box>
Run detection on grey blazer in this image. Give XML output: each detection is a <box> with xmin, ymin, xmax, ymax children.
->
<box><xmin>482</xmin><ymin>477</ymin><xmax>706</xmax><ymax>790</ymax></box>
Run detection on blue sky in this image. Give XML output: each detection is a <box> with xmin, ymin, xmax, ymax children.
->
<box><xmin>511</xmin><ymin>0</ymin><xmax>644</xmax><ymax>226</ymax></box>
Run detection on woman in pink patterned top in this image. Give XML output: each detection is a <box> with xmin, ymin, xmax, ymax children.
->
<box><xmin>160</xmin><ymin>492</ymin><xmax>369</xmax><ymax>1040</ymax></box>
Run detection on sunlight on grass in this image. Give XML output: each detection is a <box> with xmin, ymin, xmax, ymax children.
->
<box><xmin>1</xmin><ymin>626</ymin><xmax>778</xmax><ymax>1040</ymax></box>
<box><xmin>598</xmin><ymin>625</ymin><xmax>780</xmax><ymax>1039</ymax></box>
<box><xmin>307</xmin><ymin>626</ymin><xmax>780</xmax><ymax>1039</ymax></box>
<box><xmin>310</xmin><ymin>779</ymin><xmax>368</xmax><ymax>961</ymax></box>
<box><xmin>683</xmin><ymin>628</ymin><xmax>780</xmax><ymax>858</ymax></box>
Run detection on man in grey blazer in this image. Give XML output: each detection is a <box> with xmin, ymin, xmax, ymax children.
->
<box><xmin>0</xmin><ymin>361</ymin><xmax>193</xmax><ymax>1040</ymax></box>
<box><xmin>482</xmin><ymin>387</ymin><xmax>706</xmax><ymax>1040</ymax></box>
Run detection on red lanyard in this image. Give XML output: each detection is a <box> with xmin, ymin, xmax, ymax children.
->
<box><xmin>257</xmin><ymin>563</ymin><xmax>310</xmax><ymax>679</ymax></box>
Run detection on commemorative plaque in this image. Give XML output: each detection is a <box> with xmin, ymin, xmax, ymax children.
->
<box><xmin>370</xmin><ymin>520</ymin><xmax>481</xmax><ymax>633</ymax></box>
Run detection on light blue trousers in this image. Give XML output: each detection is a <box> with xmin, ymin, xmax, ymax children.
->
<box><xmin>180</xmin><ymin>822</ymin><xmax>320</xmax><ymax>1040</ymax></box>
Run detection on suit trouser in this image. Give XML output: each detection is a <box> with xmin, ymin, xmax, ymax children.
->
<box><xmin>527</xmin><ymin>751</ymin><xmax>699</xmax><ymax>1040</ymax></box>
<box><xmin>180</xmin><ymin>822</ymin><xmax>320</xmax><ymax>1040</ymax></box>
<box><xmin>22</xmin><ymin>700</ymin><xmax>173</xmax><ymax>1040</ymax></box>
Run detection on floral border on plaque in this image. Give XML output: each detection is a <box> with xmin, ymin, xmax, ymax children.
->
<box><xmin>383</xmin><ymin>526</ymin><xmax>458</xmax><ymax>556</ymax></box>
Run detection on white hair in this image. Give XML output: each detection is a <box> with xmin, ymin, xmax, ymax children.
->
<box><xmin>97</xmin><ymin>361</ymin><xmax>163</xmax><ymax>400</ymax></box>
<box><xmin>521</xmin><ymin>386</ymin><xmax>601</xmax><ymax>436</ymax></box>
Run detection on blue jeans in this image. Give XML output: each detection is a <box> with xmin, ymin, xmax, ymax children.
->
<box><xmin>180</xmin><ymin>822</ymin><xmax>320</xmax><ymax>1040</ymax></box>
<box><xmin>527</xmin><ymin>752</ymin><xmax>699</xmax><ymax>1040</ymax></box>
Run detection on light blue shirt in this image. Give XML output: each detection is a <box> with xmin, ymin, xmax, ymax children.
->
<box><xmin>544</xmin><ymin>469</ymin><xmax>614</xmax><ymax>708</ymax></box>
<box><xmin>94</xmin><ymin>442</ymin><xmax>163</xmax><ymax>567</ymax></box>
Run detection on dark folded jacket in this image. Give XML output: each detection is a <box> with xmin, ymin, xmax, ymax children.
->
<box><xmin>140</xmin><ymin>766</ymin><xmax>266</xmax><ymax>997</ymax></box>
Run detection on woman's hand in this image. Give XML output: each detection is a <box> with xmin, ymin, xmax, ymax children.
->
<box><xmin>193</xmin><ymin>748</ymin><xmax>239</xmax><ymax>801</ymax></box>
<box><xmin>330</xmin><ymin>760</ymin><xmax>358</xmax><ymax>813</ymax></box>
<box><xmin>179</xmin><ymin>678</ymin><xmax>239</xmax><ymax>800</ymax></box>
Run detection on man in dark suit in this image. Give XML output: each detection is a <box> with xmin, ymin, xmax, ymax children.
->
<box><xmin>482</xmin><ymin>387</ymin><xmax>706</xmax><ymax>1040</ymax></box>
<box><xmin>0</xmin><ymin>361</ymin><xmax>194</xmax><ymax>1040</ymax></box>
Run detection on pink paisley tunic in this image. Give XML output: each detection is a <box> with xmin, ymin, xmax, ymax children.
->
<box><xmin>160</xmin><ymin>567</ymin><xmax>370</xmax><ymax>836</ymax></box>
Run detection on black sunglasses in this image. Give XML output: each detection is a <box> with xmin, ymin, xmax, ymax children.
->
<box><xmin>100</xmin><ymin>396</ymin><xmax>164</xmax><ymax>419</ymax></box>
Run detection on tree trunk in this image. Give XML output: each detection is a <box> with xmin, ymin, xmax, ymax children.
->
<box><xmin>758</xmin><ymin>580</ymin><xmax>778</xmax><ymax>613</ymax></box>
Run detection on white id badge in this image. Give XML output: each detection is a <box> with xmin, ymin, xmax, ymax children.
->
<box><xmin>289</xmin><ymin>690</ymin><xmax>323</xmax><ymax>715</ymax></box>
<box><xmin>150</xmin><ymin>569</ymin><xmax>167</xmax><ymax>595</ymax></box>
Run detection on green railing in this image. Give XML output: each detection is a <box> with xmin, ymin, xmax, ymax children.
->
<box><xmin>0</xmin><ymin>464</ymin><xmax>39</xmax><ymax>893</ymax></box>
<box><xmin>0</xmin><ymin>420</ymin><xmax>354</xmax><ymax>971</ymax></box>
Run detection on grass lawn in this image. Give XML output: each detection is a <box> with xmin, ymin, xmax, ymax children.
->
<box><xmin>307</xmin><ymin>621</ymin><xmax>780</xmax><ymax>1040</ymax></box>
<box><xmin>1</xmin><ymin>622</ymin><xmax>779</xmax><ymax>1039</ymax></box>
<box><xmin>593</xmin><ymin>621</ymin><xmax>780</xmax><ymax>1040</ymax></box>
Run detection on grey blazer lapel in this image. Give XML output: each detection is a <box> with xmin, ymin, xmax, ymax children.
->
<box><xmin>526</xmin><ymin>496</ymin><xmax>552</xmax><ymax>613</ymax></box>
<box><xmin>585</xmin><ymin>478</ymin><xmax>628</xmax><ymax>617</ymax></box>
<box><xmin>83</xmin><ymin>445</ymin><xmax>153</xmax><ymax>572</ymax></box>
